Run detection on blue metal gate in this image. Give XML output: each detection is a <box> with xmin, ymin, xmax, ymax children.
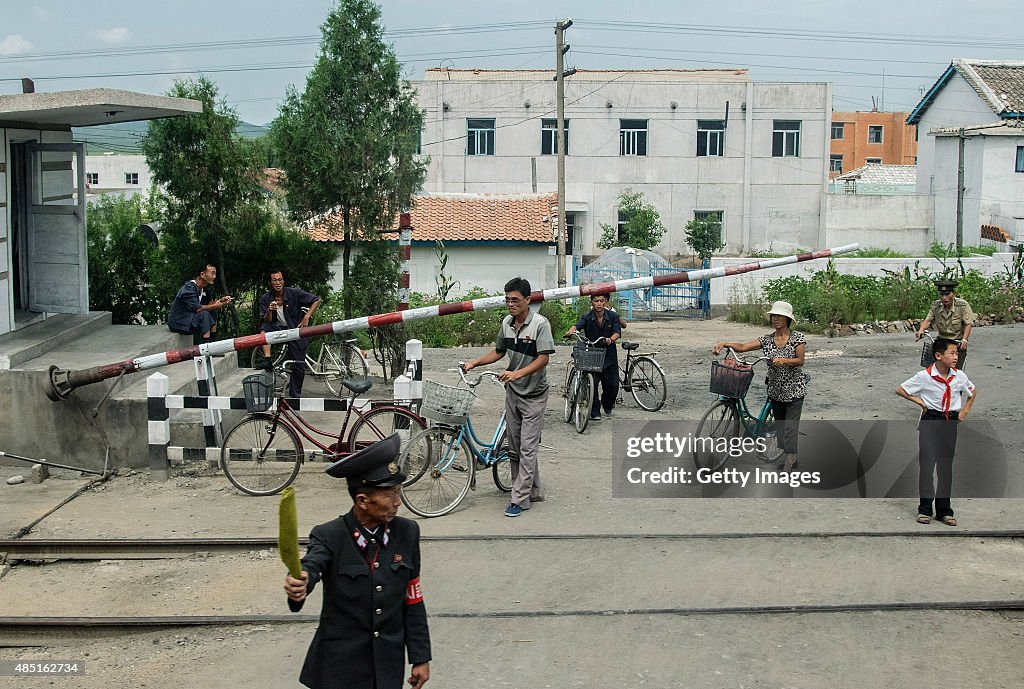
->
<box><xmin>573</xmin><ymin>260</ymin><xmax>710</xmax><ymax>320</ymax></box>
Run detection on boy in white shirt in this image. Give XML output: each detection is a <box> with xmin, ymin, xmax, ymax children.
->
<box><xmin>896</xmin><ymin>338</ymin><xmax>978</xmax><ymax>526</ymax></box>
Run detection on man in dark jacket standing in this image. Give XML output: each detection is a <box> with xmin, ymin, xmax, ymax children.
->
<box><xmin>257</xmin><ymin>270</ymin><xmax>321</xmax><ymax>397</ymax></box>
<box><xmin>565</xmin><ymin>293</ymin><xmax>622</xmax><ymax>421</ymax></box>
<box><xmin>284</xmin><ymin>434</ymin><xmax>431</xmax><ymax>689</ymax></box>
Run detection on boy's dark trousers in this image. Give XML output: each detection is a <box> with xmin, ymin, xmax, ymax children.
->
<box><xmin>918</xmin><ymin>409</ymin><xmax>959</xmax><ymax>518</ymax></box>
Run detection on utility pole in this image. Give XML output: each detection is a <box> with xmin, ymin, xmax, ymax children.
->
<box><xmin>554</xmin><ymin>19</ymin><xmax>575</xmax><ymax>287</ymax></box>
<box><xmin>956</xmin><ymin>128</ymin><xmax>965</xmax><ymax>253</ymax></box>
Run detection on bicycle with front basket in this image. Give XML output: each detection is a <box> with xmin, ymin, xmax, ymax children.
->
<box><xmin>398</xmin><ymin>366</ymin><xmax>512</xmax><ymax>518</ymax></box>
<box><xmin>220</xmin><ymin>365</ymin><xmax>426</xmax><ymax>496</ymax></box>
<box><xmin>562</xmin><ymin>333</ymin><xmax>667</xmax><ymax>432</ymax></box>
<box><xmin>693</xmin><ymin>347</ymin><xmax>783</xmax><ymax>471</ymax></box>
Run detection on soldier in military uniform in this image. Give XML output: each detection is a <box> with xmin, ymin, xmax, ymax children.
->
<box><xmin>915</xmin><ymin>279</ymin><xmax>976</xmax><ymax>370</ymax></box>
<box><xmin>284</xmin><ymin>434</ymin><xmax>431</xmax><ymax>689</ymax></box>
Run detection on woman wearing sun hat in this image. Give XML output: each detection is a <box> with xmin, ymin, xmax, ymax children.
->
<box><xmin>712</xmin><ymin>300</ymin><xmax>807</xmax><ymax>472</ymax></box>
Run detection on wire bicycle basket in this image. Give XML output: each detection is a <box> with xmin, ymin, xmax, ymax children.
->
<box><xmin>919</xmin><ymin>332</ymin><xmax>935</xmax><ymax>368</ymax></box>
<box><xmin>709</xmin><ymin>360</ymin><xmax>754</xmax><ymax>399</ymax></box>
<box><xmin>421</xmin><ymin>379</ymin><xmax>477</xmax><ymax>426</ymax></box>
<box><xmin>242</xmin><ymin>372</ymin><xmax>276</xmax><ymax>413</ymax></box>
<box><xmin>572</xmin><ymin>342</ymin><xmax>607</xmax><ymax>372</ymax></box>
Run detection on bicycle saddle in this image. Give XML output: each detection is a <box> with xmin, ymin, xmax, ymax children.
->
<box><xmin>621</xmin><ymin>341</ymin><xmax>639</xmax><ymax>350</ymax></box>
<box><xmin>342</xmin><ymin>378</ymin><xmax>373</xmax><ymax>394</ymax></box>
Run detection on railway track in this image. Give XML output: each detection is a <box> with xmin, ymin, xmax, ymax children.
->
<box><xmin>2</xmin><ymin>530</ymin><xmax>1022</xmax><ymax>560</ymax></box>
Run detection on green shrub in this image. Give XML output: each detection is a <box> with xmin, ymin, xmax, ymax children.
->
<box><xmin>927</xmin><ymin>242</ymin><xmax>997</xmax><ymax>258</ymax></box>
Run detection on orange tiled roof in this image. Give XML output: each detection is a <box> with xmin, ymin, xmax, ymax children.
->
<box><xmin>308</xmin><ymin>192</ymin><xmax>558</xmax><ymax>243</ymax></box>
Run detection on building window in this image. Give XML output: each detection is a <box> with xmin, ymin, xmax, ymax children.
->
<box><xmin>541</xmin><ymin>119</ymin><xmax>569</xmax><ymax>155</ymax></box>
<box><xmin>619</xmin><ymin>119</ymin><xmax>648</xmax><ymax>156</ymax></box>
<box><xmin>1016</xmin><ymin>146</ymin><xmax>1024</xmax><ymax>173</ymax></box>
<box><xmin>696</xmin><ymin>120</ymin><xmax>725</xmax><ymax>157</ymax></box>
<box><xmin>694</xmin><ymin>210</ymin><xmax>724</xmax><ymax>248</ymax></box>
<box><xmin>868</xmin><ymin>125</ymin><xmax>884</xmax><ymax>144</ymax></box>
<box><xmin>86</xmin><ymin>172</ymin><xmax>99</xmax><ymax>185</ymax></box>
<box><xmin>829</xmin><ymin>155</ymin><xmax>844</xmax><ymax>173</ymax></box>
<box><xmin>616</xmin><ymin>210</ymin><xmax>629</xmax><ymax>242</ymax></box>
<box><xmin>865</xmin><ymin>157</ymin><xmax>882</xmax><ymax>165</ymax></box>
<box><xmin>125</xmin><ymin>172</ymin><xmax>139</xmax><ymax>185</ymax></box>
<box><xmin>831</xmin><ymin>122</ymin><xmax>845</xmax><ymax>140</ymax></box>
<box><xmin>467</xmin><ymin>118</ymin><xmax>495</xmax><ymax>156</ymax></box>
<box><xmin>772</xmin><ymin>120</ymin><xmax>801</xmax><ymax>157</ymax></box>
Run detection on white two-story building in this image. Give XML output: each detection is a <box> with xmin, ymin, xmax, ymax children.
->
<box><xmin>414</xmin><ymin>68</ymin><xmax>832</xmax><ymax>259</ymax></box>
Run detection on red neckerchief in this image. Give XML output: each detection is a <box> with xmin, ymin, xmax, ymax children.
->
<box><xmin>928</xmin><ymin>364</ymin><xmax>956</xmax><ymax>420</ymax></box>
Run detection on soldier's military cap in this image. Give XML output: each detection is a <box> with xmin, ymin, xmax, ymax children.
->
<box><xmin>325</xmin><ymin>433</ymin><xmax>405</xmax><ymax>488</ymax></box>
<box><xmin>933</xmin><ymin>279</ymin><xmax>959</xmax><ymax>293</ymax></box>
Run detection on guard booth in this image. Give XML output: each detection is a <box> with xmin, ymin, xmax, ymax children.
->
<box><xmin>0</xmin><ymin>88</ymin><xmax>202</xmax><ymax>336</ymax></box>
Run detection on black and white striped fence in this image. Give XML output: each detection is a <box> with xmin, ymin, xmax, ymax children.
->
<box><xmin>146</xmin><ymin>340</ymin><xmax>425</xmax><ymax>480</ymax></box>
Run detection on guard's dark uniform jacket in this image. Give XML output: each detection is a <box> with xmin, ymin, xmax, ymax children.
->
<box><xmin>294</xmin><ymin>511</ymin><xmax>431</xmax><ymax>689</ymax></box>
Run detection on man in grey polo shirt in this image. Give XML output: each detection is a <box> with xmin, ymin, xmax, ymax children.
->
<box><xmin>464</xmin><ymin>277</ymin><xmax>555</xmax><ymax>517</ymax></box>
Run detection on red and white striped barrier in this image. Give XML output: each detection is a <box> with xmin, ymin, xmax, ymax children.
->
<box><xmin>44</xmin><ymin>244</ymin><xmax>858</xmax><ymax>400</ymax></box>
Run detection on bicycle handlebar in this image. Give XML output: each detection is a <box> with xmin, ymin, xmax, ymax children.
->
<box><xmin>719</xmin><ymin>347</ymin><xmax>771</xmax><ymax>367</ymax></box>
<box><xmin>564</xmin><ymin>331</ymin><xmax>604</xmax><ymax>346</ymax></box>
<box><xmin>450</xmin><ymin>364</ymin><xmax>502</xmax><ymax>388</ymax></box>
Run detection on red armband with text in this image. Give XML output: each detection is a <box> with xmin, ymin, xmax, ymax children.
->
<box><xmin>404</xmin><ymin>577</ymin><xmax>423</xmax><ymax>605</ymax></box>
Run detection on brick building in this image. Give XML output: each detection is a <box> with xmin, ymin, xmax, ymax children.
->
<box><xmin>829</xmin><ymin>111</ymin><xmax>917</xmax><ymax>177</ymax></box>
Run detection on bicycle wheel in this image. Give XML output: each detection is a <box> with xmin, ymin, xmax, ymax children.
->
<box><xmin>755</xmin><ymin>408</ymin><xmax>785</xmax><ymax>464</ymax></box>
<box><xmin>221</xmin><ymin>413</ymin><xmax>302</xmax><ymax>496</ymax></box>
<box><xmin>693</xmin><ymin>399</ymin><xmax>740</xmax><ymax>471</ymax></box>
<box><xmin>563</xmin><ymin>366</ymin><xmax>578</xmax><ymax>423</ymax></box>
<box><xmin>325</xmin><ymin>340</ymin><xmax>369</xmax><ymax>381</ymax></box>
<box><xmin>316</xmin><ymin>343</ymin><xmax>346</xmax><ymax>398</ymax></box>
<box><xmin>628</xmin><ymin>356</ymin><xmax>667</xmax><ymax>412</ymax></box>
<box><xmin>399</xmin><ymin>427</ymin><xmax>475</xmax><ymax>518</ymax></box>
<box><xmin>249</xmin><ymin>343</ymin><xmax>285</xmax><ymax>369</ymax></box>
<box><xmin>491</xmin><ymin>429</ymin><xmax>512</xmax><ymax>492</ymax></box>
<box><xmin>573</xmin><ymin>373</ymin><xmax>592</xmax><ymax>433</ymax></box>
<box><xmin>347</xmin><ymin>406</ymin><xmax>426</xmax><ymax>454</ymax></box>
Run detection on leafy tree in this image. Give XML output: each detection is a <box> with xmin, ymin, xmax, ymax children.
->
<box><xmin>86</xmin><ymin>194</ymin><xmax>163</xmax><ymax>324</ymax></box>
<box><xmin>684</xmin><ymin>216</ymin><xmax>726</xmax><ymax>262</ymax></box>
<box><xmin>270</xmin><ymin>0</ymin><xmax>427</xmax><ymax>315</ymax></box>
<box><xmin>597</xmin><ymin>190</ymin><xmax>666</xmax><ymax>250</ymax></box>
<box><xmin>141</xmin><ymin>76</ymin><xmax>267</xmax><ymax>297</ymax></box>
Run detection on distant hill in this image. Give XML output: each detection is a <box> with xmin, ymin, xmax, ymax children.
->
<box><xmin>74</xmin><ymin>120</ymin><xmax>269</xmax><ymax>155</ymax></box>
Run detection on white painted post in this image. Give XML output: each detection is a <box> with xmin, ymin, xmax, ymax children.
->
<box><xmin>146</xmin><ymin>373</ymin><xmax>170</xmax><ymax>481</ymax></box>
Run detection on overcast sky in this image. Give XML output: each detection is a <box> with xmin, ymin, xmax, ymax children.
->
<box><xmin>2</xmin><ymin>0</ymin><xmax>1022</xmax><ymax>126</ymax></box>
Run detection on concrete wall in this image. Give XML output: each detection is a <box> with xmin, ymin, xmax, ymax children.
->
<box><xmin>0</xmin><ymin>369</ymin><xmax>148</xmax><ymax>471</ymax></box>
<box><xmin>915</xmin><ymin>73</ymin><xmax>996</xmax><ymax>194</ymax></box>
<box><xmin>709</xmin><ymin>253</ymin><xmax>1018</xmax><ymax>306</ymax></box>
<box><xmin>414</xmin><ymin>78</ymin><xmax>831</xmax><ymax>256</ymax></box>
<box><xmin>328</xmin><ymin>243</ymin><xmax>565</xmax><ymax>297</ymax></box>
<box><xmin>825</xmin><ymin>194</ymin><xmax>933</xmax><ymax>254</ymax></box>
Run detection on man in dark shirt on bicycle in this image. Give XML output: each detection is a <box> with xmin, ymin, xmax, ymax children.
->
<box><xmin>565</xmin><ymin>293</ymin><xmax>622</xmax><ymax>421</ymax></box>
<box><xmin>257</xmin><ymin>270</ymin><xmax>321</xmax><ymax>398</ymax></box>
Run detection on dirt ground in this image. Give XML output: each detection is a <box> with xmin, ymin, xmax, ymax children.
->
<box><xmin>1</xmin><ymin>316</ymin><xmax>1023</xmax><ymax>688</ymax></box>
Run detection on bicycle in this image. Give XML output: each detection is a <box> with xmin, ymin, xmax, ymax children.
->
<box><xmin>220</xmin><ymin>366</ymin><xmax>426</xmax><ymax>496</ymax></box>
<box><xmin>562</xmin><ymin>332</ymin><xmax>604</xmax><ymax>433</ymax></box>
<box><xmin>693</xmin><ymin>347</ymin><xmax>784</xmax><ymax>471</ymax></box>
<box><xmin>562</xmin><ymin>334</ymin><xmax>667</xmax><ymax>432</ymax></box>
<box><xmin>251</xmin><ymin>337</ymin><xmax>369</xmax><ymax>398</ymax></box>
<box><xmin>398</xmin><ymin>366</ymin><xmax>512</xmax><ymax>518</ymax></box>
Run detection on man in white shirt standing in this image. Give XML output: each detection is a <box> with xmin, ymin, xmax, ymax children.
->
<box><xmin>896</xmin><ymin>337</ymin><xmax>978</xmax><ymax>526</ymax></box>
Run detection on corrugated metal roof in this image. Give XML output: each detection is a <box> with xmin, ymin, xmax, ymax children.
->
<box><xmin>308</xmin><ymin>193</ymin><xmax>558</xmax><ymax>243</ymax></box>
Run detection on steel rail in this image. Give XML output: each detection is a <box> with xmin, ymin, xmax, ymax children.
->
<box><xmin>3</xmin><ymin>530</ymin><xmax>1021</xmax><ymax>560</ymax></box>
<box><xmin>44</xmin><ymin>244</ymin><xmax>859</xmax><ymax>400</ymax></box>
<box><xmin>3</xmin><ymin>598</ymin><xmax>1024</xmax><ymax>630</ymax></box>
